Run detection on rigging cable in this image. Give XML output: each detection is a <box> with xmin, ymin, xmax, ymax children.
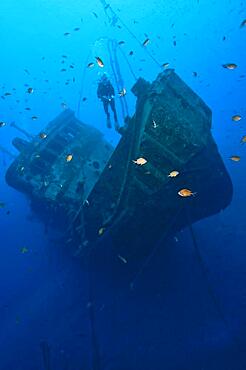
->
<box><xmin>116</xmin><ymin>43</ymin><xmax>138</xmax><ymax>81</ymax></box>
<box><xmin>107</xmin><ymin>39</ymin><xmax>129</xmax><ymax>121</ymax></box>
<box><xmin>99</xmin><ymin>0</ymin><xmax>162</xmax><ymax>69</ymax></box>
<box><xmin>77</xmin><ymin>51</ymin><xmax>92</xmax><ymax>118</ymax></box>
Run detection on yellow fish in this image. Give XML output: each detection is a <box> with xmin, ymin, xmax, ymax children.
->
<box><xmin>232</xmin><ymin>115</ymin><xmax>242</xmax><ymax>122</ymax></box>
<box><xmin>178</xmin><ymin>188</ymin><xmax>196</xmax><ymax>197</ymax></box>
<box><xmin>230</xmin><ymin>155</ymin><xmax>241</xmax><ymax>162</ymax></box>
<box><xmin>95</xmin><ymin>56</ymin><xmax>104</xmax><ymax>68</ymax></box>
<box><xmin>132</xmin><ymin>157</ymin><xmax>147</xmax><ymax>166</ymax></box>
<box><xmin>168</xmin><ymin>170</ymin><xmax>179</xmax><ymax>178</ymax></box>
<box><xmin>240</xmin><ymin>135</ymin><xmax>246</xmax><ymax>144</ymax></box>
<box><xmin>66</xmin><ymin>154</ymin><xmax>73</xmax><ymax>162</ymax></box>
<box><xmin>222</xmin><ymin>63</ymin><xmax>237</xmax><ymax>70</ymax></box>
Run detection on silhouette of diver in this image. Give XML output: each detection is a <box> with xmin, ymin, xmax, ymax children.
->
<box><xmin>97</xmin><ymin>74</ymin><xmax>119</xmax><ymax>131</ymax></box>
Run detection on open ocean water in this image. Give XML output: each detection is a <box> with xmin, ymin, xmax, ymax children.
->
<box><xmin>0</xmin><ymin>0</ymin><xmax>246</xmax><ymax>369</ymax></box>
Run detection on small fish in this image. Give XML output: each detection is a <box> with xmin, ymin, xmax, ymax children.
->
<box><xmin>173</xmin><ymin>40</ymin><xmax>177</xmax><ymax>46</ymax></box>
<box><xmin>192</xmin><ymin>71</ymin><xmax>198</xmax><ymax>77</ymax></box>
<box><xmin>74</xmin><ymin>27</ymin><xmax>80</xmax><ymax>31</ymax></box>
<box><xmin>62</xmin><ymin>55</ymin><xmax>67</xmax><ymax>58</ymax></box>
<box><xmin>222</xmin><ymin>63</ymin><xmax>237</xmax><ymax>70</ymax></box>
<box><xmin>60</xmin><ymin>68</ymin><xmax>66</xmax><ymax>72</ymax></box>
<box><xmin>4</xmin><ymin>92</ymin><xmax>11</xmax><ymax>96</ymax></box>
<box><xmin>98</xmin><ymin>227</ymin><xmax>105</xmax><ymax>236</ymax></box>
<box><xmin>61</xmin><ymin>102</ymin><xmax>67</xmax><ymax>109</ymax></box>
<box><xmin>39</xmin><ymin>132</ymin><xmax>47</xmax><ymax>139</ymax></box>
<box><xmin>69</xmin><ymin>64</ymin><xmax>74</xmax><ymax>69</ymax></box>
<box><xmin>83</xmin><ymin>199</ymin><xmax>90</xmax><ymax>206</ymax></box>
<box><xmin>142</xmin><ymin>38</ymin><xmax>150</xmax><ymax>47</ymax></box>
<box><xmin>92</xmin><ymin>12</ymin><xmax>98</xmax><ymax>18</ymax></box>
<box><xmin>168</xmin><ymin>170</ymin><xmax>179</xmax><ymax>178</ymax></box>
<box><xmin>240</xmin><ymin>19</ymin><xmax>246</xmax><ymax>28</ymax></box>
<box><xmin>132</xmin><ymin>157</ymin><xmax>147</xmax><ymax>166</ymax></box>
<box><xmin>118</xmin><ymin>255</ymin><xmax>127</xmax><ymax>264</ymax></box>
<box><xmin>118</xmin><ymin>40</ymin><xmax>125</xmax><ymax>45</ymax></box>
<box><xmin>240</xmin><ymin>135</ymin><xmax>246</xmax><ymax>144</ymax></box>
<box><xmin>82</xmin><ymin>97</ymin><xmax>87</xmax><ymax>102</ymax></box>
<box><xmin>230</xmin><ymin>155</ymin><xmax>240</xmax><ymax>162</ymax></box>
<box><xmin>31</xmin><ymin>116</ymin><xmax>38</xmax><ymax>120</ymax></box>
<box><xmin>26</xmin><ymin>87</ymin><xmax>34</xmax><ymax>94</ymax></box>
<box><xmin>25</xmin><ymin>107</ymin><xmax>31</xmax><ymax>111</ymax></box>
<box><xmin>87</xmin><ymin>62</ymin><xmax>95</xmax><ymax>68</ymax></box>
<box><xmin>95</xmin><ymin>56</ymin><xmax>104</xmax><ymax>68</ymax></box>
<box><xmin>231</xmin><ymin>114</ymin><xmax>242</xmax><ymax>122</ymax></box>
<box><xmin>129</xmin><ymin>51</ymin><xmax>134</xmax><ymax>56</ymax></box>
<box><xmin>66</xmin><ymin>154</ymin><xmax>73</xmax><ymax>162</ymax></box>
<box><xmin>24</xmin><ymin>68</ymin><xmax>30</xmax><ymax>75</ymax></box>
<box><xmin>64</xmin><ymin>32</ymin><xmax>70</xmax><ymax>36</ymax></box>
<box><xmin>152</xmin><ymin>120</ymin><xmax>158</xmax><ymax>128</ymax></box>
<box><xmin>0</xmin><ymin>121</ymin><xmax>6</xmax><ymax>128</ymax></box>
<box><xmin>119</xmin><ymin>88</ymin><xmax>126</xmax><ymax>97</ymax></box>
<box><xmin>178</xmin><ymin>188</ymin><xmax>196</xmax><ymax>197</ymax></box>
<box><xmin>162</xmin><ymin>62</ymin><xmax>169</xmax><ymax>68</ymax></box>
<box><xmin>20</xmin><ymin>247</ymin><xmax>28</xmax><ymax>254</ymax></box>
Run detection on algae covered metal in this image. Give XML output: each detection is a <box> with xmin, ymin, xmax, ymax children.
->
<box><xmin>5</xmin><ymin>70</ymin><xmax>233</xmax><ymax>257</ymax></box>
<box><xmin>82</xmin><ymin>69</ymin><xmax>233</xmax><ymax>257</ymax></box>
<box><xmin>6</xmin><ymin>109</ymin><xmax>114</xmax><ymax>226</ymax></box>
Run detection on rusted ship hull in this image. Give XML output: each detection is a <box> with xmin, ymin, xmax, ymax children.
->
<box><xmin>5</xmin><ymin>70</ymin><xmax>233</xmax><ymax>258</ymax></box>
<box><xmin>81</xmin><ymin>70</ymin><xmax>233</xmax><ymax>257</ymax></box>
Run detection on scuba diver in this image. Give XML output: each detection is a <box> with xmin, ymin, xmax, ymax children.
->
<box><xmin>97</xmin><ymin>74</ymin><xmax>119</xmax><ymax>131</ymax></box>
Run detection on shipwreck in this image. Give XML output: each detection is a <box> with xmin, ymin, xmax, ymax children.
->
<box><xmin>5</xmin><ymin>69</ymin><xmax>233</xmax><ymax>258</ymax></box>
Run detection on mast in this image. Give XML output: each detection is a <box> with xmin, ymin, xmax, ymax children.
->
<box><xmin>0</xmin><ymin>145</ymin><xmax>16</xmax><ymax>159</ymax></box>
<box><xmin>10</xmin><ymin>122</ymin><xmax>34</xmax><ymax>140</ymax></box>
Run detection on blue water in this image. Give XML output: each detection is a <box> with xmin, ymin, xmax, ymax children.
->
<box><xmin>0</xmin><ymin>0</ymin><xmax>246</xmax><ymax>369</ymax></box>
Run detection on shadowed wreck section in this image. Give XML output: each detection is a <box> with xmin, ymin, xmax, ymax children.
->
<box><xmin>5</xmin><ymin>69</ymin><xmax>233</xmax><ymax>259</ymax></box>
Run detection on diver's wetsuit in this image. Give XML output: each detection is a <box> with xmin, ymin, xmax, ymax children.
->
<box><xmin>97</xmin><ymin>79</ymin><xmax>119</xmax><ymax>129</ymax></box>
